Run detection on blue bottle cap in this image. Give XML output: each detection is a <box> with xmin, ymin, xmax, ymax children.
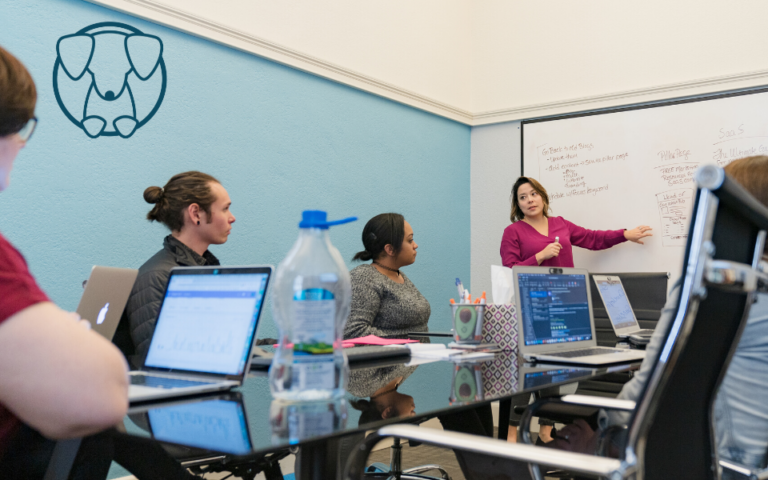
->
<box><xmin>299</xmin><ymin>210</ymin><xmax>357</xmax><ymax>229</ymax></box>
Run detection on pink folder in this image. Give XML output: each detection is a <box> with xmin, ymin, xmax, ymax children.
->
<box><xmin>345</xmin><ymin>335</ymin><xmax>419</xmax><ymax>346</ymax></box>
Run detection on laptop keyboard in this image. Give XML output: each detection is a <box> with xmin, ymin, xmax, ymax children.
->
<box><xmin>634</xmin><ymin>329</ymin><xmax>655</xmax><ymax>336</ymax></box>
<box><xmin>545</xmin><ymin>347</ymin><xmax>625</xmax><ymax>358</ymax></box>
<box><xmin>130</xmin><ymin>375</ymin><xmax>211</xmax><ymax>389</ymax></box>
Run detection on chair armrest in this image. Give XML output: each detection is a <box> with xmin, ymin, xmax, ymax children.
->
<box><xmin>561</xmin><ymin>395</ymin><xmax>636</xmax><ymax>411</ymax></box>
<box><xmin>343</xmin><ymin>424</ymin><xmax>626</xmax><ymax>480</ymax></box>
<box><xmin>720</xmin><ymin>459</ymin><xmax>768</xmax><ymax>480</ymax></box>
<box><xmin>519</xmin><ymin>395</ymin><xmax>636</xmax><ymax>444</ymax></box>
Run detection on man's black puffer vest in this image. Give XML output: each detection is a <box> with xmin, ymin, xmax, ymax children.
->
<box><xmin>116</xmin><ymin>235</ymin><xmax>219</xmax><ymax>368</ymax></box>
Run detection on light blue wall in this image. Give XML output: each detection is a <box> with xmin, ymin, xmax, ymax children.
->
<box><xmin>1</xmin><ymin>1</ymin><xmax>469</xmax><ymax>473</ymax></box>
<box><xmin>0</xmin><ymin>0</ymin><xmax>470</xmax><ymax>327</ymax></box>
<box><xmin>0</xmin><ymin>0</ymin><xmax>470</xmax><ymax>476</ymax></box>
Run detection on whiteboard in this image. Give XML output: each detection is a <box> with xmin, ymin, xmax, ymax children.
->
<box><xmin>522</xmin><ymin>89</ymin><xmax>768</xmax><ymax>281</ymax></box>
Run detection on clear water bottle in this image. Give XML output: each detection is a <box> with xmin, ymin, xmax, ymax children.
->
<box><xmin>269</xmin><ymin>210</ymin><xmax>357</xmax><ymax>400</ymax></box>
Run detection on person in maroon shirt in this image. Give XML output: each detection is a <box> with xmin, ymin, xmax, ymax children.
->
<box><xmin>501</xmin><ymin>176</ymin><xmax>653</xmax><ymax>268</ymax></box>
<box><xmin>0</xmin><ymin>45</ymin><xmax>128</xmax><ymax>465</ymax></box>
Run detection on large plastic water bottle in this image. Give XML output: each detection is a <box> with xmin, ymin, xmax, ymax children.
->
<box><xmin>269</xmin><ymin>210</ymin><xmax>357</xmax><ymax>400</ymax></box>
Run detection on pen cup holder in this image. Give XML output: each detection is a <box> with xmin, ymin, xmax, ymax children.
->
<box><xmin>451</xmin><ymin>303</ymin><xmax>485</xmax><ymax>344</ymax></box>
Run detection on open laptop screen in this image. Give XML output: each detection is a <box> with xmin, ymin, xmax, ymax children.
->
<box><xmin>593</xmin><ymin>276</ymin><xmax>638</xmax><ymax>330</ymax></box>
<box><xmin>144</xmin><ymin>270</ymin><xmax>269</xmax><ymax>375</ymax></box>
<box><xmin>517</xmin><ymin>273</ymin><xmax>592</xmax><ymax>346</ymax></box>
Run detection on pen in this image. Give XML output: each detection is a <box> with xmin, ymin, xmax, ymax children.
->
<box><xmin>450</xmin><ymin>298</ymin><xmax>455</xmax><ymax>304</ymax></box>
<box><xmin>456</xmin><ymin>278</ymin><xmax>464</xmax><ymax>301</ymax></box>
<box><xmin>555</xmin><ymin>236</ymin><xmax>560</xmax><ymax>244</ymax></box>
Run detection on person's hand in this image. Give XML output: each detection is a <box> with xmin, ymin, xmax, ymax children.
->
<box><xmin>547</xmin><ymin>419</ymin><xmax>598</xmax><ymax>454</ymax></box>
<box><xmin>67</xmin><ymin>311</ymin><xmax>92</xmax><ymax>330</ymax></box>
<box><xmin>624</xmin><ymin>225</ymin><xmax>653</xmax><ymax>244</ymax></box>
<box><xmin>536</xmin><ymin>242</ymin><xmax>562</xmax><ymax>264</ymax></box>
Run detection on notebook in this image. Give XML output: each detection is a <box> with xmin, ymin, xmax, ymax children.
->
<box><xmin>129</xmin><ymin>265</ymin><xmax>272</xmax><ymax>403</ymax></box>
<box><xmin>591</xmin><ymin>275</ymin><xmax>655</xmax><ymax>340</ymax></box>
<box><xmin>250</xmin><ymin>345</ymin><xmax>411</xmax><ymax>371</ymax></box>
<box><xmin>513</xmin><ymin>266</ymin><xmax>646</xmax><ymax>365</ymax></box>
<box><xmin>129</xmin><ymin>392</ymin><xmax>252</xmax><ymax>455</ymax></box>
<box><xmin>76</xmin><ymin>266</ymin><xmax>138</xmax><ymax>340</ymax></box>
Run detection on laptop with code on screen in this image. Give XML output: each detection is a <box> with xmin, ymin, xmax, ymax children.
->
<box><xmin>513</xmin><ymin>266</ymin><xmax>645</xmax><ymax>365</ymax></box>
<box><xmin>128</xmin><ymin>265</ymin><xmax>272</xmax><ymax>403</ymax></box>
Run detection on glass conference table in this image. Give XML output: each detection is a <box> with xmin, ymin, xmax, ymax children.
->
<box><xmin>116</xmin><ymin>350</ymin><xmax>641</xmax><ymax>480</ymax></box>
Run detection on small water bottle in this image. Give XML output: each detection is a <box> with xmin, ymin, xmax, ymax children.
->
<box><xmin>269</xmin><ymin>210</ymin><xmax>357</xmax><ymax>400</ymax></box>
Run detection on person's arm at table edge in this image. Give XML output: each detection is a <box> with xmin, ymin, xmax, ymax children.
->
<box><xmin>0</xmin><ymin>302</ymin><xmax>129</xmax><ymax>439</ymax></box>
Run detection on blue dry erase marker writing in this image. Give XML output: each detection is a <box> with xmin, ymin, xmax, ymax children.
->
<box><xmin>456</xmin><ymin>278</ymin><xmax>464</xmax><ymax>302</ymax></box>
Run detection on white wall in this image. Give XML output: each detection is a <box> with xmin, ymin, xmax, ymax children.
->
<box><xmin>91</xmin><ymin>0</ymin><xmax>768</xmax><ymax>125</ymax></box>
<box><xmin>86</xmin><ymin>0</ymin><xmax>474</xmax><ymax>123</ymax></box>
<box><xmin>470</xmin><ymin>121</ymin><xmax>520</xmax><ymax>301</ymax></box>
<box><xmin>471</xmin><ymin>0</ymin><xmax>768</xmax><ymax>124</ymax></box>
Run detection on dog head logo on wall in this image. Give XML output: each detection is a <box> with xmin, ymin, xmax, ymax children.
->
<box><xmin>53</xmin><ymin>22</ymin><xmax>166</xmax><ymax>139</ymax></box>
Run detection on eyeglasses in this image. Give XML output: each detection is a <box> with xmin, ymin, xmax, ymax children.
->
<box><xmin>16</xmin><ymin>117</ymin><xmax>37</xmax><ymax>143</ymax></box>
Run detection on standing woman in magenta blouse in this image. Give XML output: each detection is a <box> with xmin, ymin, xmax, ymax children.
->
<box><xmin>501</xmin><ymin>177</ymin><xmax>652</xmax><ymax>268</ymax></box>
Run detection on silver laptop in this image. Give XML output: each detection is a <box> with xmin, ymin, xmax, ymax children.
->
<box><xmin>129</xmin><ymin>392</ymin><xmax>252</xmax><ymax>455</ymax></box>
<box><xmin>129</xmin><ymin>265</ymin><xmax>272</xmax><ymax>403</ymax></box>
<box><xmin>76</xmin><ymin>266</ymin><xmax>138</xmax><ymax>340</ymax></box>
<box><xmin>513</xmin><ymin>266</ymin><xmax>646</xmax><ymax>365</ymax></box>
<box><xmin>592</xmin><ymin>275</ymin><xmax>655</xmax><ymax>340</ymax></box>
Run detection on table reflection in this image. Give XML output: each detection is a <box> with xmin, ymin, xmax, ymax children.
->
<box><xmin>519</xmin><ymin>364</ymin><xmax>596</xmax><ymax>390</ymax></box>
<box><xmin>120</xmin><ymin>354</ymin><xmax>639</xmax><ymax>460</ymax></box>
<box><xmin>135</xmin><ymin>392</ymin><xmax>252</xmax><ymax>455</ymax></box>
<box><xmin>347</xmin><ymin>364</ymin><xmax>418</xmax><ymax>426</ymax></box>
<box><xmin>269</xmin><ymin>398</ymin><xmax>348</xmax><ymax>445</ymax></box>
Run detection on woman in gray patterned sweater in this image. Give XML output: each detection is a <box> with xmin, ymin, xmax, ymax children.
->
<box><xmin>344</xmin><ymin>213</ymin><xmax>431</xmax><ymax>339</ymax></box>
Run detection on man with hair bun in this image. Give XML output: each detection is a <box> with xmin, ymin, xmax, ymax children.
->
<box><xmin>119</xmin><ymin>171</ymin><xmax>236</xmax><ymax>367</ymax></box>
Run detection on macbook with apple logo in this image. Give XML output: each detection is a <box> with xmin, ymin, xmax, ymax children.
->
<box><xmin>76</xmin><ymin>266</ymin><xmax>139</xmax><ymax>340</ymax></box>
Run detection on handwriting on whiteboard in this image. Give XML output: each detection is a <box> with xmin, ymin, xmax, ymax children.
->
<box><xmin>655</xmin><ymin>189</ymin><xmax>692</xmax><ymax>247</ymax></box>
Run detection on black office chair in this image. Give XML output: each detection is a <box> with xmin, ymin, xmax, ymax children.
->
<box><xmin>720</xmin><ymin>459</ymin><xmax>768</xmax><ymax>480</ymax></box>
<box><xmin>344</xmin><ymin>165</ymin><xmax>768</xmax><ymax>480</ymax></box>
<box><xmin>361</xmin><ymin>436</ymin><xmax>451</xmax><ymax>480</ymax></box>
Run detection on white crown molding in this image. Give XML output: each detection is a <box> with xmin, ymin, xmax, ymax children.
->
<box><xmin>85</xmin><ymin>0</ymin><xmax>768</xmax><ymax>127</ymax></box>
<box><xmin>472</xmin><ymin>68</ymin><xmax>768</xmax><ymax>125</ymax></box>
<box><xmin>83</xmin><ymin>0</ymin><xmax>475</xmax><ymax>124</ymax></box>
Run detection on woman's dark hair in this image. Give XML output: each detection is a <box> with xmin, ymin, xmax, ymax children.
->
<box><xmin>0</xmin><ymin>46</ymin><xmax>36</xmax><ymax>137</ymax></box>
<box><xmin>510</xmin><ymin>176</ymin><xmax>551</xmax><ymax>222</ymax></box>
<box><xmin>144</xmin><ymin>171</ymin><xmax>220</xmax><ymax>232</ymax></box>
<box><xmin>352</xmin><ymin>213</ymin><xmax>405</xmax><ymax>261</ymax></box>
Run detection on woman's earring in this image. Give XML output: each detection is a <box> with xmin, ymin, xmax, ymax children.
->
<box><xmin>197</xmin><ymin>220</ymin><xmax>200</xmax><ymax>225</ymax></box>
